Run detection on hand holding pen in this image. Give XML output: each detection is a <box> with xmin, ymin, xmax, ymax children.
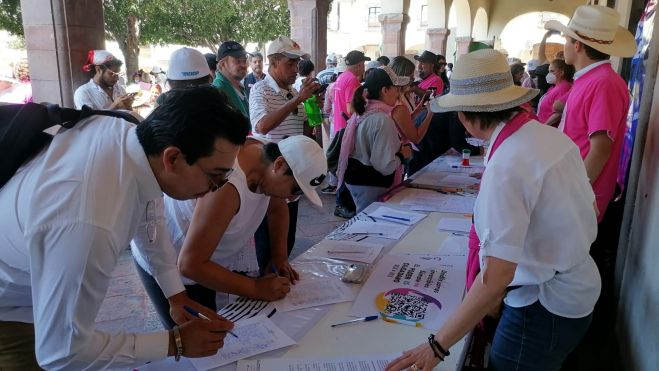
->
<box><xmin>183</xmin><ymin>305</ymin><xmax>238</xmax><ymax>338</ymax></box>
<box><xmin>252</xmin><ymin>265</ymin><xmax>291</xmax><ymax>301</ymax></box>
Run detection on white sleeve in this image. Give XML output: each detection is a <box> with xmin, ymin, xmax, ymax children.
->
<box><xmin>131</xmin><ymin>198</ymin><xmax>186</xmax><ymax>298</ymax></box>
<box><xmin>474</xmin><ymin>163</ymin><xmax>540</xmax><ymax>264</ymax></box>
<box><xmin>249</xmin><ymin>84</ymin><xmax>269</xmax><ymax>133</ymax></box>
<box><xmin>28</xmin><ymin>222</ymin><xmax>169</xmax><ymax>369</ymax></box>
<box><xmin>73</xmin><ymin>87</ymin><xmax>92</xmax><ymax>110</ymax></box>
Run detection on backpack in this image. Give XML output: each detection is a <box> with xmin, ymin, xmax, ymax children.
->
<box><xmin>0</xmin><ymin>103</ymin><xmax>140</xmax><ymax>189</ymax></box>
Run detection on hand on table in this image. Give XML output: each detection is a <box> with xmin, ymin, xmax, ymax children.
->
<box><xmin>271</xmin><ymin>258</ymin><xmax>300</xmax><ymax>284</ymax></box>
<box><xmin>385</xmin><ymin>343</ymin><xmax>440</xmax><ymax>371</ymax></box>
<box><xmin>254</xmin><ymin>273</ymin><xmax>291</xmax><ymax>301</ymax></box>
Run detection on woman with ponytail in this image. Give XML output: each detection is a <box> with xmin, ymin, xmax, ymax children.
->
<box><xmin>336</xmin><ymin>66</ymin><xmax>412</xmax><ymax>212</ymax></box>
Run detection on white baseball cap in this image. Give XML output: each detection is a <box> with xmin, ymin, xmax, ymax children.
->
<box><xmin>267</xmin><ymin>36</ymin><xmax>310</xmax><ymax>59</ymax></box>
<box><xmin>82</xmin><ymin>50</ymin><xmax>118</xmax><ymax>72</ymax></box>
<box><xmin>167</xmin><ymin>47</ymin><xmax>211</xmax><ymax>81</ymax></box>
<box><xmin>278</xmin><ymin>136</ymin><xmax>327</xmax><ymax>207</ymax></box>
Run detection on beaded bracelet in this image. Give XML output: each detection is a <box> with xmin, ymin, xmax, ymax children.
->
<box><xmin>428</xmin><ymin>334</ymin><xmax>450</xmax><ymax>359</ymax></box>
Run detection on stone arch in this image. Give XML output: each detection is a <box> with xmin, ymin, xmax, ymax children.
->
<box><xmin>472</xmin><ymin>7</ymin><xmax>488</xmax><ymax>40</ymax></box>
<box><xmin>499</xmin><ymin>12</ymin><xmax>569</xmax><ymax>61</ymax></box>
<box><xmin>426</xmin><ymin>0</ymin><xmax>447</xmax><ymax>29</ymax></box>
<box><xmin>450</xmin><ymin>0</ymin><xmax>471</xmax><ymax>37</ymax></box>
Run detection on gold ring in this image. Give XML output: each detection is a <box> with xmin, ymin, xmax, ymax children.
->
<box><xmin>410</xmin><ymin>364</ymin><xmax>419</xmax><ymax>371</ymax></box>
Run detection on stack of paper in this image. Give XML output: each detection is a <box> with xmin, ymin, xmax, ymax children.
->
<box><xmin>342</xmin><ymin>219</ymin><xmax>409</xmax><ymax>240</ymax></box>
<box><xmin>313</xmin><ymin>240</ymin><xmax>384</xmax><ymax>264</ymax></box>
<box><xmin>400</xmin><ymin>192</ymin><xmax>476</xmax><ymax>214</ymax></box>
<box><xmin>436</xmin><ymin>217</ymin><xmax>472</xmax><ymax>234</ymax></box>
<box><xmin>366</xmin><ymin>205</ymin><xmax>427</xmax><ymax>226</ymax></box>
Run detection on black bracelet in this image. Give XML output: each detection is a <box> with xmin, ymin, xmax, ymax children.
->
<box><xmin>428</xmin><ymin>334</ymin><xmax>450</xmax><ymax>357</ymax></box>
<box><xmin>427</xmin><ymin>336</ymin><xmax>444</xmax><ymax>360</ymax></box>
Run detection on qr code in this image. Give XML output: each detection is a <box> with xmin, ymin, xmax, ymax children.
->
<box><xmin>384</xmin><ymin>292</ymin><xmax>428</xmax><ymax>320</ymax></box>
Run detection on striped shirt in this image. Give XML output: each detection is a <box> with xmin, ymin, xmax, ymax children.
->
<box><xmin>73</xmin><ymin>79</ymin><xmax>126</xmax><ymax>110</ymax></box>
<box><xmin>249</xmin><ymin>74</ymin><xmax>306</xmax><ymax>143</ymax></box>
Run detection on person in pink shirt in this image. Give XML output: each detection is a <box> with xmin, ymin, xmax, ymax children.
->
<box><xmin>537</xmin><ymin>58</ymin><xmax>574</xmax><ymax>126</ymax></box>
<box><xmin>331</xmin><ymin>50</ymin><xmax>369</xmax><ymax>134</ymax></box>
<box><xmin>546</xmin><ymin>6</ymin><xmax>636</xmax><ymax>369</ymax></box>
<box><xmin>413</xmin><ymin>50</ymin><xmax>444</xmax><ymax>100</ymax></box>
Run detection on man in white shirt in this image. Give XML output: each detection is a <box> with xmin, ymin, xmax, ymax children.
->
<box><xmin>0</xmin><ymin>87</ymin><xmax>250</xmax><ymax>369</ymax></box>
<box><xmin>73</xmin><ymin>50</ymin><xmax>134</xmax><ymax>110</ymax></box>
<box><xmin>248</xmin><ymin>35</ymin><xmax>321</xmax><ymax>275</ymax></box>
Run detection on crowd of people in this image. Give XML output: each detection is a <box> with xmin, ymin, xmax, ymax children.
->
<box><xmin>0</xmin><ymin>5</ymin><xmax>636</xmax><ymax>371</ymax></box>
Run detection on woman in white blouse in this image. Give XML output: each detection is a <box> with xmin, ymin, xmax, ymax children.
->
<box><xmin>386</xmin><ymin>50</ymin><xmax>600</xmax><ymax>371</ymax></box>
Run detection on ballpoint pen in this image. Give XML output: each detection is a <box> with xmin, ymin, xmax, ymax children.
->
<box><xmin>183</xmin><ymin>305</ymin><xmax>238</xmax><ymax>338</ymax></box>
<box><xmin>381</xmin><ymin>214</ymin><xmax>411</xmax><ymax>222</ymax></box>
<box><xmin>331</xmin><ymin>315</ymin><xmax>379</xmax><ymax>328</ymax></box>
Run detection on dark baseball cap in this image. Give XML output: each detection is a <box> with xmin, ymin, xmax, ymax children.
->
<box><xmin>414</xmin><ymin>50</ymin><xmax>439</xmax><ymax>63</ymax></box>
<box><xmin>345</xmin><ymin>50</ymin><xmax>371</xmax><ymax>66</ymax></box>
<box><xmin>217</xmin><ymin>41</ymin><xmax>249</xmax><ymax>60</ymax></box>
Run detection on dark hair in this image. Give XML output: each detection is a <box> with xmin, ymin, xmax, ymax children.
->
<box><xmin>389</xmin><ymin>56</ymin><xmax>415</xmax><ymax>79</ymax></box>
<box><xmin>377</xmin><ymin>56</ymin><xmax>390</xmax><ymax>66</ymax></box>
<box><xmin>461</xmin><ymin>106</ymin><xmax>524</xmax><ymax>131</ymax></box>
<box><xmin>569</xmin><ymin>37</ymin><xmax>610</xmax><ymax>61</ymax></box>
<box><xmin>167</xmin><ymin>75</ymin><xmax>212</xmax><ymax>89</ymax></box>
<box><xmin>262</xmin><ymin>142</ymin><xmax>294</xmax><ymax>175</ymax></box>
<box><xmin>251</xmin><ymin>52</ymin><xmax>263</xmax><ymax>60</ymax></box>
<box><xmin>298</xmin><ymin>59</ymin><xmax>315</xmax><ymax>77</ymax></box>
<box><xmin>204</xmin><ymin>53</ymin><xmax>217</xmax><ymax>72</ymax></box>
<box><xmin>137</xmin><ymin>86</ymin><xmax>249</xmax><ymax>164</ymax></box>
<box><xmin>352</xmin><ymin>69</ymin><xmax>393</xmax><ymax>115</ymax></box>
<box><xmin>550</xmin><ymin>58</ymin><xmax>575</xmax><ymax>82</ymax></box>
<box><xmin>88</xmin><ymin>58</ymin><xmax>123</xmax><ymax>79</ymax></box>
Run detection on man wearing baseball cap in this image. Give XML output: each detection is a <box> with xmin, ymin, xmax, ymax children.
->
<box><xmin>74</xmin><ymin>50</ymin><xmax>133</xmax><ymax>110</ymax></box>
<box><xmin>155</xmin><ymin>47</ymin><xmax>212</xmax><ymax>107</ymax></box>
<box><xmin>249</xmin><ymin>35</ymin><xmax>321</xmax><ymax>275</ymax></box>
<box><xmin>546</xmin><ymin>5</ymin><xmax>637</xmax><ymax>368</ymax></box>
<box><xmin>213</xmin><ymin>41</ymin><xmax>250</xmax><ymax>118</ymax></box>
<box><xmin>413</xmin><ymin>50</ymin><xmax>444</xmax><ymax>101</ymax></box>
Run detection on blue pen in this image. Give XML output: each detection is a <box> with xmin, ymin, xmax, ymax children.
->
<box><xmin>382</xmin><ymin>214</ymin><xmax>411</xmax><ymax>222</ymax></box>
<box><xmin>183</xmin><ymin>305</ymin><xmax>238</xmax><ymax>338</ymax></box>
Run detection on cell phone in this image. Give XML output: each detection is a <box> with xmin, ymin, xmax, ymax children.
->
<box><xmin>126</xmin><ymin>92</ymin><xmax>138</xmax><ymax>98</ymax></box>
<box><xmin>313</xmin><ymin>83</ymin><xmax>329</xmax><ymax>95</ymax></box>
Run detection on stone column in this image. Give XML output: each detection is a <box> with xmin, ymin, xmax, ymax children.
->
<box><xmin>455</xmin><ymin>36</ymin><xmax>472</xmax><ymax>58</ymax></box>
<box><xmin>426</xmin><ymin>28</ymin><xmax>450</xmax><ymax>56</ymax></box>
<box><xmin>21</xmin><ymin>0</ymin><xmax>105</xmax><ymax>107</ymax></box>
<box><xmin>378</xmin><ymin>13</ymin><xmax>409</xmax><ymax>57</ymax></box>
<box><xmin>288</xmin><ymin>0</ymin><xmax>330</xmax><ymax>71</ymax></box>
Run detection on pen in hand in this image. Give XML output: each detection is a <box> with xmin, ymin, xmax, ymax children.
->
<box><xmin>183</xmin><ymin>305</ymin><xmax>238</xmax><ymax>338</ymax></box>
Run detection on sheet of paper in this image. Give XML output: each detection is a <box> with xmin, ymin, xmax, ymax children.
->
<box><xmin>342</xmin><ymin>219</ymin><xmax>409</xmax><ymax>240</ymax></box>
<box><xmin>313</xmin><ymin>239</ymin><xmax>384</xmax><ymax>264</ymax></box>
<box><xmin>366</xmin><ymin>205</ymin><xmax>427</xmax><ymax>226</ymax></box>
<box><xmin>218</xmin><ymin>296</ymin><xmax>276</xmax><ymax>322</ymax></box>
<box><xmin>349</xmin><ymin>253</ymin><xmax>466</xmax><ymax>331</ymax></box>
<box><xmin>273</xmin><ymin>277</ymin><xmax>355</xmax><ymax>313</ymax></box>
<box><xmin>439</xmin><ymin>174</ymin><xmax>481</xmax><ymax>187</ymax></box>
<box><xmin>400</xmin><ymin>193</ymin><xmax>476</xmax><ymax>214</ymax></box>
<box><xmin>437</xmin><ymin>235</ymin><xmax>469</xmax><ymax>256</ymax></box>
<box><xmin>189</xmin><ymin>316</ymin><xmax>295</xmax><ymax>371</ymax></box>
<box><xmin>436</xmin><ymin>217</ymin><xmax>472</xmax><ymax>234</ymax></box>
<box><xmin>236</xmin><ymin>354</ymin><xmax>399</xmax><ymax>371</ymax></box>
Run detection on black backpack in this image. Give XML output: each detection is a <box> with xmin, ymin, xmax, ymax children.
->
<box><xmin>0</xmin><ymin>103</ymin><xmax>140</xmax><ymax>189</ymax></box>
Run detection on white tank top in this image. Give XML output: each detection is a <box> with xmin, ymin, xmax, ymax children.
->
<box><xmin>164</xmin><ymin>158</ymin><xmax>271</xmax><ymax>285</ymax></box>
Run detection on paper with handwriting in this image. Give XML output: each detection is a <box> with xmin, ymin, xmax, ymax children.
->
<box><xmin>273</xmin><ymin>277</ymin><xmax>355</xmax><ymax>313</ymax></box>
<box><xmin>313</xmin><ymin>239</ymin><xmax>384</xmax><ymax>264</ymax></box>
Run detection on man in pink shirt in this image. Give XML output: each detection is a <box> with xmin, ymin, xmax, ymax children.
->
<box><xmin>331</xmin><ymin>50</ymin><xmax>369</xmax><ymax>134</ymax></box>
<box><xmin>546</xmin><ymin>6</ymin><xmax>636</xmax><ymax>368</ymax></box>
<box><xmin>413</xmin><ymin>50</ymin><xmax>444</xmax><ymax>101</ymax></box>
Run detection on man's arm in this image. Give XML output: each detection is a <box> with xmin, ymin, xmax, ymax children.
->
<box><xmin>584</xmin><ymin>131</ymin><xmax>613</xmax><ymax>184</ymax></box>
<box><xmin>253</xmin><ymin>78</ymin><xmax>320</xmax><ymax>135</ymax></box>
<box><xmin>265</xmin><ymin>198</ymin><xmax>299</xmax><ymax>282</ymax></box>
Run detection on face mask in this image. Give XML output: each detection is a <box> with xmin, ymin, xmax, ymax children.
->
<box><xmin>546</xmin><ymin>72</ymin><xmax>557</xmax><ymax>85</ymax></box>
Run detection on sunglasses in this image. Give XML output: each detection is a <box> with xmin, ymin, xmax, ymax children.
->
<box><xmin>286</xmin><ymin>92</ymin><xmax>299</xmax><ymax>115</ymax></box>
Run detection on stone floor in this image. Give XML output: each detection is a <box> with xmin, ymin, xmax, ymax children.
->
<box><xmin>94</xmin><ymin>192</ymin><xmax>345</xmax><ymax>334</ymax></box>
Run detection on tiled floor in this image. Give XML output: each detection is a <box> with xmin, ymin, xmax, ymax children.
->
<box><xmin>94</xmin><ymin>193</ymin><xmax>346</xmax><ymax>334</ymax></box>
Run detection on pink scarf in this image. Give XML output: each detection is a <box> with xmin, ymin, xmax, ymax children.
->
<box><xmin>336</xmin><ymin>99</ymin><xmax>395</xmax><ymax>188</ymax></box>
<box><xmin>466</xmin><ymin>111</ymin><xmax>535</xmax><ymax>290</ymax></box>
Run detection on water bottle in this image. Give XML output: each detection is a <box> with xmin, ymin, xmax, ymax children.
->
<box><xmin>303</xmin><ymin>96</ymin><xmax>323</xmax><ymax>127</ymax></box>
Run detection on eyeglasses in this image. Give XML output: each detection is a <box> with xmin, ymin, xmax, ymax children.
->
<box><xmin>197</xmin><ymin>164</ymin><xmax>234</xmax><ymax>192</ymax></box>
<box><xmin>286</xmin><ymin>92</ymin><xmax>299</xmax><ymax>115</ymax></box>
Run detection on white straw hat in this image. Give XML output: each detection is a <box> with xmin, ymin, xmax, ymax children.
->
<box><xmin>545</xmin><ymin>5</ymin><xmax>636</xmax><ymax>57</ymax></box>
<box><xmin>431</xmin><ymin>49</ymin><xmax>539</xmax><ymax>113</ymax></box>
<box><xmin>167</xmin><ymin>47</ymin><xmax>211</xmax><ymax>81</ymax></box>
<box><xmin>278</xmin><ymin>136</ymin><xmax>327</xmax><ymax>207</ymax></box>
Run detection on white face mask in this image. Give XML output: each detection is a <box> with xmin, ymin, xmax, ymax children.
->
<box><xmin>546</xmin><ymin>72</ymin><xmax>557</xmax><ymax>85</ymax></box>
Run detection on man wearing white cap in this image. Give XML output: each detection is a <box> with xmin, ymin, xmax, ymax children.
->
<box><xmin>74</xmin><ymin>50</ymin><xmax>133</xmax><ymax>110</ymax></box>
<box><xmin>155</xmin><ymin>47</ymin><xmax>212</xmax><ymax>106</ymax></box>
<box><xmin>248</xmin><ymin>35</ymin><xmax>321</xmax><ymax>275</ymax></box>
<box><xmin>133</xmin><ymin>136</ymin><xmax>327</xmax><ymax>328</ymax></box>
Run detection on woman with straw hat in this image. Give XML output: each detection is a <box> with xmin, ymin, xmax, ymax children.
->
<box><xmin>386</xmin><ymin>49</ymin><xmax>600</xmax><ymax>371</ymax></box>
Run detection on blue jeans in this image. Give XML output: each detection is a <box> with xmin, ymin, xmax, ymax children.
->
<box><xmin>489</xmin><ymin>301</ymin><xmax>592</xmax><ymax>371</ymax></box>
<box><xmin>345</xmin><ymin>183</ymin><xmax>388</xmax><ymax>213</ymax></box>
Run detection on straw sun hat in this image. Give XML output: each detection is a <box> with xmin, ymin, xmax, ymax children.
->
<box><xmin>431</xmin><ymin>49</ymin><xmax>539</xmax><ymax>113</ymax></box>
<box><xmin>545</xmin><ymin>5</ymin><xmax>636</xmax><ymax>58</ymax></box>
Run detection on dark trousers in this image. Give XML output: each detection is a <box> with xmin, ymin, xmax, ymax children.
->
<box><xmin>335</xmin><ymin>183</ymin><xmax>355</xmax><ymax>210</ymax></box>
<box><xmin>254</xmin><ymin>200</ymin><xmax>299</xmax><ymax>275</ymax></box>
<box><xmin>134</xmin><ymin>260</ymin><xmax>216</xmax><ymax>329</ymax></box>
<box><xmin>0</xmin><ymin>321</ymin><xmax>42</xmax><ymax>370</ymax></box>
